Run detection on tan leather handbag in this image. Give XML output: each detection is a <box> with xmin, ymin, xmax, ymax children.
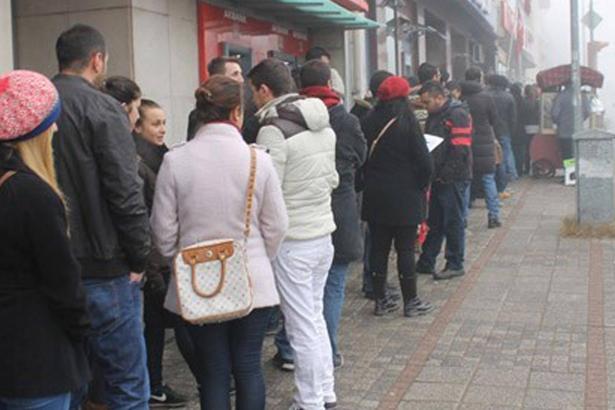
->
<box><xmin>173</xmin><ymin>147</ymin><xmax>256</xmax><ymax>324</ymax></box>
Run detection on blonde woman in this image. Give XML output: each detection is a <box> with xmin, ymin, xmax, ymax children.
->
<box><xmin>0</xmin><ymin>70</ymin><xmax>89</xmax><ymax>410</ymax></box>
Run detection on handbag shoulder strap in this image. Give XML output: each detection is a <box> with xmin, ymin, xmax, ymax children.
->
<box><xmin>243</xmin><ymin>147</ymin><xmax>257</xmax><ymax>241</ymax></box>
<box><xmin>0</xmin><ymin>171</ymin><xmax>16</xmax><ymax>190</ymax></box>
<box><xmin>368</xmin><ymin>117</ymin><xmax>397</xmax><ymax>158</ymax></box>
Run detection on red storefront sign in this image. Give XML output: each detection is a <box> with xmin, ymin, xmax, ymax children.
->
<box><xmin>332</xmin><ymin>0</ymin><xmax>368</xmax><ymax>12</ymax></box>
<box><xmin>501</xmin><ymin>0</ymin><xmax>515</xmax><ymax>35</ymax></box>
<box><xmin>197</xmin><ymin>3</ymin><xmax>310</xmax><ymax>82</ymax></box>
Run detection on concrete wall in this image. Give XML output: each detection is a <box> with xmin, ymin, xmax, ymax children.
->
<box><xmin>12</xmin><ymin>0</ymin><xmax>199</xmax><ymax>146</ymax></box>
<box><xmin>131</xmin><ymin>0</ymin><xmax>199</xmax><ymax>146</ymax></box>
<box><xmin>0</xmin><ymin>1</ymin><xmax>14</xmax><ymax>74</ymax></box>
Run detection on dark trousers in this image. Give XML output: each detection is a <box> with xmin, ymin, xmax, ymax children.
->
<box><xmin>513</xmin><ymin>143</ymin><xmax>528</xmax><ymax>176</ymax></box>
<box><xmin>143</xmin><ymin>274</ymin><xmax>199</xmax><ymax>391</ymax></box>
<box><xmin>368</xmin><ymin>224</ymin><xmax>418</xmax><ymax>302</ymax></box>
<box><xmin>558</xmin><ymin>138</ymin><xmax>574</xmax><ymax>161</ymax></box>
<box><xmin>418</xmin><ymin>181</ymin><xmax>466</xmax><ymax>271</ymax></box>
<box><xmin>186</xmin><ymin>307</ymin><xmax>273</xmax><ymax>410</ymax></box>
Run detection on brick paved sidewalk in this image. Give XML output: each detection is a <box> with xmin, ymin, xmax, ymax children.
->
<box><xmin>163</xmin><ymin>177</ymin><xmax>611</xmax><ymax>409</ymax></box>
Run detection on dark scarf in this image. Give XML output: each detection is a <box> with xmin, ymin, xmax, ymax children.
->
<box><xmin>301</xmin><ymin>86</ymin><xmax>341</xmax><ymax>109</ymax></box>
<box><xmin>133</xmin><ymin>135</ymin><xmax>168</xmax><ymax>174</ymax></box>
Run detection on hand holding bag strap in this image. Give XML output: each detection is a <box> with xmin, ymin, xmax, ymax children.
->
<box><xmin>243</xmin><ymin>146</ymin><xmax>257</xmax><ymax>243</ymax></box>
<box><xmin>368</xmin><ymin>117</ymin><xmax>397</xmax><ymax>158</ymax></box>
<box><xmin>0</xmin><ymin>171</ymin><xmax>16</xmax><ymax>189</ymax></box>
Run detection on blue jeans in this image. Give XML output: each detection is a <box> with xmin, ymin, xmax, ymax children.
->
<box><xmin>276</xmin><ymin>262</ymin><xmax>349</xmax><ymax>361</ymax></box>
<box><xmin>0</xmin><ymin>393</ymin><xmax>71</xmax><ymax>410</ymax></box>
<box><xmin>495</xmin><ymin>163</ymin><xmax>508</xmax><ymax>193</ymax></box>
<box><xmin>480</xmin><ymin>173</ymin><xmax>500</xmax><ymax>220</ymax></box>
<box><xmin>323</xmin><ymin>262</ymin><xmax>349</xmax><ymax>358</ymax></box>
<box><xmin>186</xmin><ymin>307</ymin><xmax>272</xmax><ymax>410</ymax></box>
<box><xmin>499</xmin><ymin>135</ymin><xmax>518</xmax><ymax>181</ymax></box>
<box><xmin>418</xmin><ymin>181</ymin><xmax>467</xmax><ymax>271</ymax></box>
<box><xmin>72</xmin><ymin>275</ymin><xmax>149</xmax><ymax>410</ymax></box>
<box><xmin>462</xmin><ymin>180</ymin><xmax>471</xmax><ymax>224</ymax></box>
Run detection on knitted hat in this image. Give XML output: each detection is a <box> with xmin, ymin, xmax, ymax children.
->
<box><xmin>376</xmin><ymin>76</ymin><xmax>411</xmax><ymax>102</ymax></box>
<box><xmin>0</xmin><ymin>70</ymin><xmax>61</xmax><ymax>142</ymax></box>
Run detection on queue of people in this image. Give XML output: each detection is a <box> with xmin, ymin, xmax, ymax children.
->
<box><xmin>0</xmin><ymin>22</ymin><xmax>543</xmax><ymax>410</ymax></box>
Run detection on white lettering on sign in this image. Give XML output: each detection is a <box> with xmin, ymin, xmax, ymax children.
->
<box><xmin>292</xmin><ymin>31</ymin><xmax>308</xmax><ymax>41</ymax></box>
<box><xmin>272</xmin><ymin>25</ymin><xmax>289</xmax><ymax>35</ymax></box>
<box><xmin>224</xmin><ymin>10</ymin><xmax>247</xmax><ymax>23</ymax></box>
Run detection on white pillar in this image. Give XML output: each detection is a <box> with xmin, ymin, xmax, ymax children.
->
<box><xmin>0</xmin><ymin>1</ymin><xmax>13</xmax><ymax>74</ymax></box>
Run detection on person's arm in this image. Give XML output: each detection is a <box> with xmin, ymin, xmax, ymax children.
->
<box><xmin>256</xmin><ymin>125</ymin><xmax>287</xmax><ymax>183</ymax></box>
<box><xmin>257</xmin><ymin>156</ymin><xmax>288</xmax><ymax>259</ymax></box>
<box><xmin>408</xmin><ymin>117</ymin><xmax>434</xmax><ymax>189</ymax></box>
<box><xmin>26</xmin><ymin>181</ymin><xmax>90</xmax><ymax>341</ymax></box>
<box><xmin>150</xmin><ymin>157</ymin><xmax>180</xmax><ymax>258</ymax></box>
<box><xmin>90</xmin><ymin>103</ymin><xmax>151</xmax><ymax>274</ymax></box>
<box><xmin>551</xmin><ymin>93</ymin><xmax>562</xmax><ymax>124</ymax></box>
<box><xmin>348</xmin><ymin>114</ymin><xmax>368</xmax><ymax>168</ymax></box>
<box><xmin>488</xmin><ymin>96</ymin><xmax>504</xmax><ymax>137</ymax></box>
<box><xmin>509</xmin><ymin>96</ymin><xmax>518</xmax><ymax>136</ymax></box>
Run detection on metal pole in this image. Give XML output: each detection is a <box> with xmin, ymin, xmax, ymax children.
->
<box><xmin>393</xmin><ymin>0</ymin><xmax>400</xmax><ymax>75</ymax></box>
<box><xmin>571</xmin><ymin>0</ymin><xmax>582</xmax><ymax>135</ymax></box>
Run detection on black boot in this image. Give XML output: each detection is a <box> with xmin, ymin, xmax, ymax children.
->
<box><xmin>488</xmin><ymin>217</ymin><xmax>501</xmax><ymax>229</ymax></box>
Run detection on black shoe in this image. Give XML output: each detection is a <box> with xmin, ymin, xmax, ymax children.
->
<box><xmin>386</xmin><ymin>285</ymin><xmax>401</xmax><ymax>301</ymax></box>
<box><xmin>488</xmin><ymin>218</ymin><xmax>501</xmax><ymax>229</ymax></box>
<box><xmin>149</xmin><ymin>384</ymin><xmax>188</xmax><ymax>408</ymax></box>
<box><xmin>333</xmin><ymin>353</ymin><xmax>344</xmax><ymax>369</ymax></box>
<box><xmin>433</xmin><ymin>268</ymin><xmax>465</xmax><ymax>281</ymax></box>
<box><xmin>272</xmin><ymin>352</ymin><xmax>295</xmax><ymax>372</ymax></box>
<box><xmin>416</xmin><ymin>262</ymin><xmax>435</xmax><ymax>275</ymax></box>
<box><xmin>374</xmin><ymin>297</ymin><xmax>400</xmax><ymax>316</ymax></box>
<box><xmin>325</xmin><ymin>402</ymin><xmax>338</xmax><ymax>409</ymax></box>
<box><xmin>404</xmin><ymin>297</ymin><xmax>435</xmax><ymax>317</ymax></box>
<box><xmin>363</xmin><ymin>289</ymin><xmax>375</xmax><ymax>300</ymax></box>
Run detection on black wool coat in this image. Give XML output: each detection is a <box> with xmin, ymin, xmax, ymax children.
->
<box><xmin>361</xmin><ymin>107</ymin><xmax>433</xmax><ymax>226</ymax></box>
<box><xmin>461</xmin><ymin>81</ymin><xmax>502</xmax><ymax>176</ymax></box>
<box><xmin>0</xmin><ymin>153</ymin><xmax>90</xmax><ymax>397</ymax></box>
<box><xmin>329</xmin><ymin>104</ymin><xmax>368</xmax><ymax>263</ymax></box>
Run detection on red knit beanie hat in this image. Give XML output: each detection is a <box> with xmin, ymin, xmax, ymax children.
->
<box><xmin>0</xmin><ymin>70</ymin><xmax>61</xmax><ymax>142</ymax></box>
<box><xmin>376</xmin><ymin>76</ymin><xmax>411</xmax><ymax>101</ymax></box>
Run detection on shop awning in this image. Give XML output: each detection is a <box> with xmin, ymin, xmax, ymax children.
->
<box><xmin>238</xmin><ymin>0</ymin><xmax>381</xmax><ymax>30</ymax></box>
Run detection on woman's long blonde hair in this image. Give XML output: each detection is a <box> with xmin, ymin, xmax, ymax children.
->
<box><xmin>14</xmin><ymin>126</ymin><xmax>63</xmax><ymax>201</ymax></box>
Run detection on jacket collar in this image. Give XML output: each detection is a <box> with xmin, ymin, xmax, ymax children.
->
<box><xmin>193</xmin><ymin>122</ymin><xmax>244</xmax><ymax>142</ymax></box>
<box><xmin>255</xmin><ymin>93</ymin><xmax>300</xmax><ymax>122</ymax></box>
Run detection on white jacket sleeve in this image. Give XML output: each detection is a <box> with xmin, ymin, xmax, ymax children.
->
<box><xmin>150</xmin><ymin>157</ymin><xmax>180</xmax><ymax>258</ymax></box>
<box><xmin>256</xmin><ymin>125</ymin><xmax>287</xmax><ymax>183</ymax></box>
<box><xmin>258</xmin><ymin>156</ymin><xmax>288</xmax><ymax>259</ymax></box>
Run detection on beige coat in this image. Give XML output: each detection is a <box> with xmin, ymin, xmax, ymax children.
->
<box><xmin>151</xmin><ymin>123</ymin><xmax>288</xmax><ymax>313</ymax></box>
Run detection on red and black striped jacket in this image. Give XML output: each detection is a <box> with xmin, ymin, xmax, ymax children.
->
<box><xmin>426</xmin><ymin>100</ymin><xmax>473</xmax><ymax>183</ymax></box>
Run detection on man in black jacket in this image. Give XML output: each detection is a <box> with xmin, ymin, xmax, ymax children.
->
<box><xmin>416</xmin><ymin>81</ymin><xmax>472</xmax><ymax>280</ymax></box>
<box><xmin>52</xmin><ymin>25</ymin><xmax>151</xmax><ymax>409</ymax></box>
<box><xmin>486</xmin><ymin>74</ymin><xmax>518</xmax><ymax>191</ymax></box>
<box><xmin>461</xmin><ymin>67</ymin><xmax>502</xmax><ymax>228</ymax></box>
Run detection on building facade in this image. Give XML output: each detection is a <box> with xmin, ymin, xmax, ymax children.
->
<box><xmin>3</xmin><ymin>0</ymin><xmax>377</xmax><ymax>146</ymax></box>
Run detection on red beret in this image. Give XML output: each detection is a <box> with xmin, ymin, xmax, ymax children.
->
<box><xmin>376</xmin><ymin>76</ymin><xmax>410</xmax><ymax>101</ymax></box>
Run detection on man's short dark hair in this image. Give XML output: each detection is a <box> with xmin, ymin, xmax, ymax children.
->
<box><xmin>300</xmin><ymin>60</ymin><xmax>331</xmax><ymax>88</ymax></box>
<box><xmin>420</xmin><ymin>80</ymin><xmax>446</xmax><ymax>98</ymax></box>
<box><xmin>369</xmin><ymin>70</ymin><xmax>394</xmax><ymax>96</ymax></box>
<box><xmin>486</xmin><ymin>74</ymin><xmax>510</xmax><ymax>89</ymax></box>
<box><xmin>305</xmin><ymin>46</ymin><xmax>331</xmax><ymax>62</ymax></box>
<box><xmin>446</xmin><ymin>80</ymin><xmax>462</xmax><ymax>94</ymax></box>
<box><xmin>56</xmin><ymin>24</ymin><xmax>106</xmax><ymax>71</ymax></box>
<box><xmin>101</xmin><ymin>76</ymin><xmax>141</xmax><ymax>105</ymax></box>
<box><xmin>465</xmin><ymin>66</ymin><xmax>483</xmax><ymax>82</ymax></box>
<box><xmin>418</xmin><ymin>62</ymin><xmax>439</xmax><ymax>84</ymax></box>
<box><xmin>207</xmin><ymin>56</ymin><xmax>241</xmax><ymax>76</ymax></box>
<box><xmin>247</xmin><ymin>58</ymin><xmax>294</xmax><ymax>97</ymax></box>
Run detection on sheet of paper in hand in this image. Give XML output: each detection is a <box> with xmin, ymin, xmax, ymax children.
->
<box><xmin>424</xmin><ymin>134</ymin><xmax>444</xmax><ymax>152</ymax></box>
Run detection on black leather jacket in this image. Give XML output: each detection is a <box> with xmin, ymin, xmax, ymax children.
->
<box><xmin>52</xmin><ymin>74</ymin><xmax>151</xmax><ymax>278</ymax></box>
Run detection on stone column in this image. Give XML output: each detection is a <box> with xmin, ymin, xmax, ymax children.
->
<box><xmin>575</xmin><ymin>129</ymin><xmax>615</xmax><ymax>224</ymax></box>
<box><xmin>0</xmin><ymin>1</ymin><xmax>14</xmax><ymax>73</ymax></box>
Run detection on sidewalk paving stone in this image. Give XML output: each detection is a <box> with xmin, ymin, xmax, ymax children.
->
<box><xmin>160</xmin><ymin>177</ymin><xmax>615</xmax><ymax>409</ymax></box>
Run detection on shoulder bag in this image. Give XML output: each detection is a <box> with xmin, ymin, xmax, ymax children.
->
<box><xmin>173</xmin><ymin>147</ymin><xmax>256</xmax><ymax>324</ymax></box>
